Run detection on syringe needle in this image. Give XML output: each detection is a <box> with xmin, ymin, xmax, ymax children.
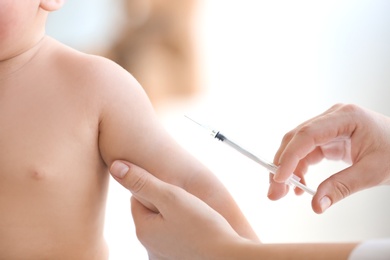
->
<box><xmin>184</xmin><ymin>115</ymin><xmax>219</xmax><ymax>137</ymax></box>
<box><xmin>184</xmin><ymin>115</ymin><xmax>204</xmax><ymax>128</ymax></box>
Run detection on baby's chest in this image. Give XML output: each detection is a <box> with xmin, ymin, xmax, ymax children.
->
<box><xmin>0</xmin><ymin>82</ymin><xmax>104</xmax><ymax>180</ymax></box>
<box><xmin>0</xmin><ymin>105</ymin><xmax>100</xmax><ymax>182</ymax></box>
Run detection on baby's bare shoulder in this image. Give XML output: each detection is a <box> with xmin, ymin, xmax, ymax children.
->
<box><xmin>78</xmin><ymin>54</ymin><xmax>148</xmax><ymax>109</ymax></box>
<box><xmin>47</xmin><ymin>39</ymin><xmax>145</xmax><ymax>101</ymax></box>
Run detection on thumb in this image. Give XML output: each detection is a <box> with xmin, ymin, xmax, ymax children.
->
<box><xmin>312</xmin><ymin>162</ymin><xmax>372</xmax><ymax>214</ymax></box>
<box><xmin>110</xmin><ymin>160</ymin><xmax>160</xmax><ymax>212</ymax></box>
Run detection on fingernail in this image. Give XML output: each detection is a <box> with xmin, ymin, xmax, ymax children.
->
<box><xmin>320</xmin><ymin>196</ymin><xmax>332</xmax><ymax>212</ymax></box>
<box><xmin>273</xmin><ymin>167</ymin><xmax>281</xmax><ymax>180</ymax></box>
<box><xmin>110</xmin><ymin>161</ymin><xmax>129</xmax><ymax>179</ymax></box>
<box><xmin>273</xmin><ymin>166</ymin><xmax>286</xmax><ymax>183</ymax></box>
<box><xmin>273</xmin><ymin>173</ymin><xmax>292</xmax><ymax>184</ymax></box>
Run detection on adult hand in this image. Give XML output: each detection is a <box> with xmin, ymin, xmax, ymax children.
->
<box><xmin>268</xmin><ymin>104</ymin><xmax>390</xmax><ymax>213</ymax></box>
<box><xmin>110</xmin><ymin>161</ymin><xmax>247</xmax><ymax>260</ymax></box>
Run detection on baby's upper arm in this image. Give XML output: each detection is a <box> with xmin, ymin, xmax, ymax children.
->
<box><xmin>92</xmin><ymin>58</ymin><xmax>259</xmax><ymax>241</ymax></box>
<box><xmin>96</xmin><ymin>58</ymin><xmax>205</xmax><ymax>186</ymax></box>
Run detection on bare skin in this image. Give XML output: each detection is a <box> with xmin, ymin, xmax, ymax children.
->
<box><xmin>0</xmin><ymin>1</ymin><xmax>257</xmax><ymax>259</ymax></box>
<box><xmin>0</xmin><ymin>36</ymin><xmax>111</xmax><ymax>259</ymax></box>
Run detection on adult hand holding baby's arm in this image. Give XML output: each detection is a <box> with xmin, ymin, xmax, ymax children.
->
<box><xmin>110</xmin><ymin>161</ymin><xmax>248</xmax><ymax>260</ymax></box>
<box><xmin>268</xmin><ymin>104</ymin><xmax>390</xmax><ymax>213</ymax></box>
<box><xmin>110</xmin><ymin>161</ymin><xmax>360</xmax><ymax>260</ymax></box>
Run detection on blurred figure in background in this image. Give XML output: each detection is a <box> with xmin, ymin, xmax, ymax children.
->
<box><xmin>105</xmin><ymin>0</ymin><xmax>201</xmax><ymax>108</ymax></box>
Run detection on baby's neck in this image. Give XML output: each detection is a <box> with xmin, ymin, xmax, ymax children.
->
<box><xmin>0</xmin><ymin>36</ymin><xmax>47</xmax><ymax>80</ymax></box>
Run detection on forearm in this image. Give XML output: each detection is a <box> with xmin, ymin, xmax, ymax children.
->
<box><xmin>222</xmin><ymin>241</ymin><xmax>358</xmax><ymax>260</ymax></box>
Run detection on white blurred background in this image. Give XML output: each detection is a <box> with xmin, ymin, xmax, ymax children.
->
<box><xmin>47</xmin><ymin>0</ymin><xmax>390</xmax><ymax>259</ymax></box>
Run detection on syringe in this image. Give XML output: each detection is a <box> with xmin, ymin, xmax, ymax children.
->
<box><xmin>185</xmin><ymin>116</ymin><xmax>316</xmax><ymax>196</ymax></box>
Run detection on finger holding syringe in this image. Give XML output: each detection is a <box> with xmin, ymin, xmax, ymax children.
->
<box><xmin>268</xmin><ymin>155</ymin><xmax>313</xmax><ymax>199</ymax></box>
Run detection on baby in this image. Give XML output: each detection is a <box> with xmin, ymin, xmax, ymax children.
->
<box><xmin>0</xmin><ymin>1</ymin><xmax>257</xmax><ymax>259</ymax></box>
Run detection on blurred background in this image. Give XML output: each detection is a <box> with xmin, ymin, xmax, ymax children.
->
<box><xmin>47</xmin><ymin>0</ymin><xmax>390</xmax><ymax>259</ymax></box>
